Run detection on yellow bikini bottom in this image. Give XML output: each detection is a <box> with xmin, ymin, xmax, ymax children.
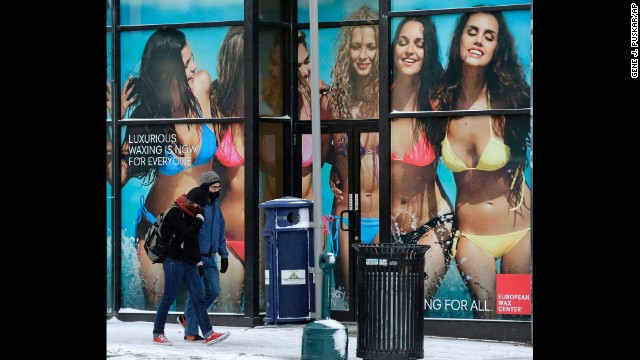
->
<box><xmin>451</xmin><ymin>226</ymin><xmax>530</xmax><ymax>259</ymax></box>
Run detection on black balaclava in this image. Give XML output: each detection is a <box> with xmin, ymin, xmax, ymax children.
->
<box><xmin>200</xmin><ymin>182</ymin><xmax>221</xmax><ymax>202</ymax></box>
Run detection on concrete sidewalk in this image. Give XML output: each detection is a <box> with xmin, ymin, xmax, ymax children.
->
<box><xmin>107</xmin><ymin>317</ymin><xmax>533</xmax><ymax>359</ymax></box>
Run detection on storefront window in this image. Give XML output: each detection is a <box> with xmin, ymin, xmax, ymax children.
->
<box><xmin>391</xmin><ymin>0</ymin><xmax>530</xmax><ymax>12</ymax></box>
<box><xmin>298</xmin><ymin>0</ymin><xmax>378</xmax><ymax>23</ymax></box>
<box><xmin>119</xmin><ymin>0</ymin><xmax>243</xmax><ymax>26</ymax></box>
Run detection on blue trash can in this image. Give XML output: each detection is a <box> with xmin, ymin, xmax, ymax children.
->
<box><xmin>259</xmin><ymin>196</ymin><xmax>316</xmax><ymax>324</ymax></box>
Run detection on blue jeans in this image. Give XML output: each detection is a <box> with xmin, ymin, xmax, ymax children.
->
<box><xmin>153</xmin><ymin>258</ymin><xmax>213</xmax><ymax>338</ymax></box>
<box><xmin>184</xmin><ymin>254</ymin><xmax>221</xmax><ymax>336</ymax></box>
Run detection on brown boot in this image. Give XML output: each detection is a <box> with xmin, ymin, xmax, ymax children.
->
<box><xmin>184</xmin><ymin>334</ymin><xmax>205</xmax><ymax>341</ymax></box>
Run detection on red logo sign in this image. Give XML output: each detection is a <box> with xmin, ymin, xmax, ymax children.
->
<box><xmin>495</xmin><ymin>274</ymin><xmax>531</xmax><ymax>315</ymax></box>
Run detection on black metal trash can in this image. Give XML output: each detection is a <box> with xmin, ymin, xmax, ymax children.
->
<box><xmin>352</xmin><ymin>244</ymin><xmax>430</xmax><ymax>360</ymax></box>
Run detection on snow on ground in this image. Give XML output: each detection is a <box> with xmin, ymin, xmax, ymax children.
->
<box><xmin>107</xmin><ymin>316</ymin><xmax>533</xmax><ymax>359</ymax></box>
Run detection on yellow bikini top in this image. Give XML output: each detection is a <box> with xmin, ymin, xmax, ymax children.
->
<box><xmin>440</xmin><ymin>91</ymin><xmax>511</xmax><ymax>172</ymax></box>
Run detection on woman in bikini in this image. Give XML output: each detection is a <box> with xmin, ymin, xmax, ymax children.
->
<box><xmin>296</xmin><ymin>31</ymin><xmax>333</xmax><ymax>201</ymax></box>
<box><xmin>389</xmin><ymin>16</ymin><xmax>454</xmax><ymax>303</ymax></box>
<box><xmin>326</xmin><ymin>4</ymin><xmax>380</xmax><ymax>299</ymax></box>
<box><xmin>209</xmin><ymin>26</ymin><xmax>246</xmax><ymax>313</ymax></box>
<box><xmin>114</xmin><ymin>28</ymin><xmax>218</xmax><ymax>309</ymax></box>
<box><xmin>258</xmin><ymin>33</ymin><xmax>286</xmax><ymax>209</ymax></box>
<box><xmin>430</xmin><ymin>10</ymin><xmax>531</xmax><ymax>319</ymax></box>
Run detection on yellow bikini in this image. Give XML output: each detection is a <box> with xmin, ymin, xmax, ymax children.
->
<box><xmin>443</xmin><ymin>93</ymin><xmax>529</xmax><ymax>259</ymax></box>
<box><xmin>441</xmin><ymin>117</ymin><xmax>511</xmax><ymax>172</ymax></box>
<box><xmin>450</xmin><ymin>227</ymin><xmax>530</xmax><ymax>259</ymax></box>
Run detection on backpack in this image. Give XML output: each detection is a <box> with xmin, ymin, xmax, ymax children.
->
<box><xmin>143</xmin><ymin>205</ymin><xmax>181</xmax><ymax>263</ymax></box>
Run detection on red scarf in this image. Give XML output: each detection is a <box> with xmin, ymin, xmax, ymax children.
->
<box><xmin>175</xmin><ymin>194</ymin><xmax>197</xmax><ymax>217</ymax></box>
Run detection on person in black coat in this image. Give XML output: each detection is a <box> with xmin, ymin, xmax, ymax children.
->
<box><xmin>151</xmin><ymin>187</ymin><xmax>230</xmax><ymax>346</ymax></box>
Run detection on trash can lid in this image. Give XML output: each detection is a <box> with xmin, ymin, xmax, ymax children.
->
<box><xmin>352</xmin><ymin>243</ymin><xmax>430</xmax><ymax>258</ymax></box>
<box><xmin>259</xmin><ymin>196</ymin><xmax>313</xmax><ymax>209</ymax></box>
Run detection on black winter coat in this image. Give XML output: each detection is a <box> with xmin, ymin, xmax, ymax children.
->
<box><xmin>161</xmin><ymin>206</ymin><xmax>204</xmax><ymax>264</ymax></box>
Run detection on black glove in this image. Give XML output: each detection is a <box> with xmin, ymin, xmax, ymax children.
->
<box><xmin>195</xmin><ymin>214</ymin><xmax>204</xmax><ymax>223</ymax></box>
<box><xmin>220</xmin><ymin>258</ymin><xmax>229</xmax><ymax>274</ymax></box>
<box><xmin>197</xmin><ymin>261</ymin><xmax>204</xmax><ymax>277</ymax></box>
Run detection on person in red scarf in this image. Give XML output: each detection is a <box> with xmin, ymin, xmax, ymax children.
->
<box><xmin>152</xmin><ymin>187</ymin><xmax>230</xmax><ymax>346</ymax></box>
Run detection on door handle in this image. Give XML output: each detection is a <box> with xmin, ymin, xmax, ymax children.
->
<box><xmin>339</xmin><ymin>209</ymin><xmax>358</xmax><ymax>232</ymax></box>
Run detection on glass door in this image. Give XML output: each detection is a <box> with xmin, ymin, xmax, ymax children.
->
<box><xmin>296</xmin><ymin>123</ymin><xmax>379</xmax><ymax>321</ymax></box>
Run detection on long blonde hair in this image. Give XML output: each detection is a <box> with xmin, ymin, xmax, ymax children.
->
<box><xmin>211</xmin><ymin>26</ymin><xmax>244</xmax><ymax>118</ymax></box>
<box><xmin>261</xmin><ymin>34</ymin><xmax>283</xmax><ymax>116</ymax></box>
<box><xmin>328</xmin><ymin>5</ymin><xmax>379</xmax><ymax>119</ymax></box>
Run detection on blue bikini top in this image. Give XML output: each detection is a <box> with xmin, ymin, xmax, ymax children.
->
<box><xmin>159</xmin><ymin>124</ymin><xmax>217</xmax><ymax>176</ymax></box>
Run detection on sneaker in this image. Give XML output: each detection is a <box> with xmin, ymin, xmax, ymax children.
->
<box><xmin>153</xmin><ymin>334</ymin><xmax>173</xmax><ymax>346</ymax></box>
<box><xmin>177</xmin><ymin>314</ymin><xmax>186</xmax><ymax>329</ymax></box>
<box><xmin>184</xmin><ymin>334</ymin><xmax>205</xmax><ymax>341</ymax></box>
<box><xmin>205</xmin><ymin>331</ymin><xmax>230</xmax><ymax>346</ymax></box>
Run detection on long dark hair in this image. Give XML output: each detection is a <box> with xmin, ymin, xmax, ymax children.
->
<box><xmin>391</xmin><ymin>16</ymin><xmax>446</xmax><ymax>150</ymax></box>
<box><xmin>392</xmin><ymin>16</ymin><xmax>443</xmax><ymax>112</ymax></box>
<box><xmin>130</xmin><ymin>28</ymin><xmax>200</xmax><ymax>118</ymax></box>
<box><xmin>430</xmin><ymin>11</ymin><xmax>530</xmax><ymax>110</ymax></box>
<box><xmin>430</xmin><ymin>11</ymin><xmax>530</xmax><ymax>207</ymax></box>
<box><xmin>125</xmin><ymin>28</ymin><xmax>201</xmax><ymax>185</ymax></box>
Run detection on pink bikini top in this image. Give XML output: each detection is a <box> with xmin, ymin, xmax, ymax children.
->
<box><xmin>302</xmin><ymin>134</ymin><xmax>313</xmax><ymax>167</ymax></box>
<box><xmin>391</xmin><ymin>131</ymin><xmax>436</xmax><ymax>166</ymax></box>
<box><xmin>216</xmin><ymin>130</ymin><xmax>245</xmax><ymax>167</ymax></box>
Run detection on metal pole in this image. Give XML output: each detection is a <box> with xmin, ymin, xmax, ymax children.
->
<box><xmin>308</xmin><ymin>0</ymin><xmax>323</xmax><ymax>319</ymax></box>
